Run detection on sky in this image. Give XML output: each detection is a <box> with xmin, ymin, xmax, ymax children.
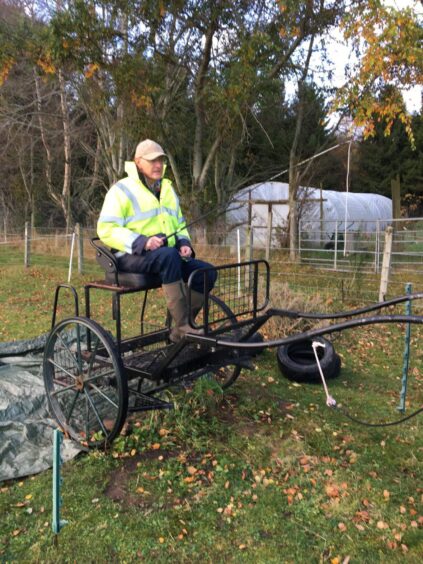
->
<box><xmin>385</xmin><ymin>0</ymin><xmax>422</xmax><ymax>112</ymax></box>
<box><xmin>301</xmin><ymin>0</ymin><xmax>422</xmax><ymax>115</ymax></box>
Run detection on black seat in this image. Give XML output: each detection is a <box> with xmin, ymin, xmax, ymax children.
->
<box><xmin>90</xmin><ymin>237</ymin><xmax>162</xmax><ymax>289</ymax></box>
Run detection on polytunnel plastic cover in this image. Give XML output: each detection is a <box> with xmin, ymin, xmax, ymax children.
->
<box><xmin>227</xmin><ymin>182</ymin><xmax>392</xmax><ymax>246</ymax></box>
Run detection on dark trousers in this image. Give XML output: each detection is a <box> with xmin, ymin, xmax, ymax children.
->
<box><xmin>117</xmin><ymin>247</ymin><xmax>217</xmax><ymax>293</ymax></box>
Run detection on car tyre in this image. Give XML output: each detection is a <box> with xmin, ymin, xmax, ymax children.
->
<box><xmin>276</xmin><ymin>337</ymin><xmax>341</xmax><ymax>383</ymax></box>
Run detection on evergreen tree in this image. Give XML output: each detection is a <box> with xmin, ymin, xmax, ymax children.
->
<box><xmin>352</xmin><ymin>112</ymin><xmax>423</xmax><ymax>205</ymax></box>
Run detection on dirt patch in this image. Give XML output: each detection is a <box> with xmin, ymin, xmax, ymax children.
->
<box><xmin>217</xmin><ymin>392</ymin><xmax>295</xmax><ymax>436</ymax></box>
<box><xmin>235</xmin><ymin>420</ymin><xmax>259</xmax><ymax>438</ymax></box>
<box><xmin>215</xmin><ymin>397</ymin><xmax>238</xmax><ymax>424</ymax></box>
<box><xmin>248</xmin><ymin>387</ymin><xmax>296</xmax><ymax>411</ymax></box>
<box><xmin>104</xmin><ymin>450</ymin><xmax>177</xmax><ymax>507</ymax></box>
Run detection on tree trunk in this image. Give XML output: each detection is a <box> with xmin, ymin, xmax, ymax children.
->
<box><xmin>192</xmin><ymin>22</ymin><xmax>217</xmax><ymax>194</ymax></box>
<box><xmin>18</xmin><ymin>141</ymin><xmax>35</xmax><ymax>227</ymax></box>
<box><xmin>34</xmin><ymin>69</ymin><xmax>54</xmax><ymax>202</ymax></box>
<box><xmin>287</xmin><ymin>32</ymin><xmax>315</xmax><ymax>261</ymax></box>
<box><xmin>289</xmin><ymin>156</ymin><xmax>299</xmax><ymax>261</ymax></box>
<box><xmin>59</xmin><ymin>69</ymin><xmax>72</xmax><ymax>231</ymax></box>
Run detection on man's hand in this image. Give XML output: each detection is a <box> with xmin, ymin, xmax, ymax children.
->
<box><xmin>145</xmin><ymin>235</ymin><xmax>165</xmax><ymax>251</ymax></box>
<box><xmin>179</xmin><ymin>245</ymin><xmax>192</xmax><ymax>258</ymax></box>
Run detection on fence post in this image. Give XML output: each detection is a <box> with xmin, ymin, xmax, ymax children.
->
<box><xmin>76</xmin><ymin>223</ymin><xmax>84</xmax><ymax>274</ymax></box>
<box><xmin>24</xmin><ymin>221</ymin><xmax>30</xmax><ymax>268</ymax></box>
<box><xmin>379</xmin><ymin>226</ymin><xmax>393</xmax><ymax>301</ymax></box>
<box><xmin>68</xmin><ymin>231</ymin><xmax>76</xmax><ymax>283</ymax></box>
<box><xmin>246</xmin><ymin>225</ymin><xmax>254</xmax><ymax>289</ymax></box>
<box><xmin>52</xmin><ymin>429</ymin><xmax>68</xmax><ymax>536</ymax></box>
<box><xmin>298</xmin><ymin>218</ymin><xmax>302</xmax><ymax>261</ymax></box>
<box><xmin>249</xmin><ymin>225</ymin><xmax>254</xmax><ymax>260</ymax></box>
<box><xmin>398</xmin><ymin>282</ymin><xmax>412</xmax><ymax>413</ymax></box>
<box><xmin>374</xmin><ymin>220</ymin><xmax>380</xmax><ymax>273</ymax></box>
<box><xmin>334</xmin><ymin>221</ymin><xmax>338</xmax><ymax>270</ymax></box>
<box><xmin>237</xmin><ymin>229</ymin><xmax>241</xmax><ymax>296</ymax></box>
<box><xmin>266</xmin><ymin>204</ymin><xmax>273</xmax><ymax>262</ymax></box>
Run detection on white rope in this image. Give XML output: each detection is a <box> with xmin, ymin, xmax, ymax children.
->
<box><xmin>312</xmin><ymin>340</ymin><xmax>337</xmax><ymax>407</ymax></box>
<box><xmin>343</xmin><ymin>141</ymin><xmax>352</xmax><ymax>257</ymax></box>
<box><xmin>268</xmin><ymin>140</ymin><xmax>352</xmax><ymax>182</ymax></box>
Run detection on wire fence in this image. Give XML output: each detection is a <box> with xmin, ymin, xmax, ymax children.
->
<box><xmin>298</xmin><ymin>217</ymin><xmax>423</xmax><ymax>274</ymax></box>
<box><xmin>1</xmin><ymin>221</ymin><xmax>422</xmax><ymax>307</ymax></box>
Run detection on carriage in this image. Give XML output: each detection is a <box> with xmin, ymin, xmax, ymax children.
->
<box><xmin>43</xmin><ymin>238</ymin><xmax>423</xmax><ymax>447</ymax></box>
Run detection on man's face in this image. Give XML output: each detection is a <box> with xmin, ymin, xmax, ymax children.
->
<box><xmin>136</xmin><ymin>156</ymin><xmax>165</xmax><ymax>183</ymax></box>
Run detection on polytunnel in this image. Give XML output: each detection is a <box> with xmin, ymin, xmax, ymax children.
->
<box><xmin>226</xmin><ymin>182</ymin><xmax>392</xmax><ymax>247</ymax></box>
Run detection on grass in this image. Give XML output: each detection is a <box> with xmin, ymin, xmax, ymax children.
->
<box><xmin>0</xmin><ymin>263</ymin><xmax>422</xmax><ymax>562</ymax></box>
<box><xmin>0</xmin><ymin>259</ymin><xmax>170</xmax><ymax>343</ymax></box>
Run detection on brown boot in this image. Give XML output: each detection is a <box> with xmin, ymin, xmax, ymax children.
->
<box><xmin>163</xmin><ymin>281</ymin><xmax>203</xmax><ymax>342</ymax></box>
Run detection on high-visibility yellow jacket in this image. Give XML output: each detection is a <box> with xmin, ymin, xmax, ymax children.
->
<box><xmin>97</xmin><ymin>161</ymin><xmax>191</xmax><ymax>254</ymax></box>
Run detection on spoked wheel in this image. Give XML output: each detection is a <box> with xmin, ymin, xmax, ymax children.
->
<box><xmin>197</xmin><ymin>294</ymin><xmax>242</xmax><ymax>389</ymax></box>
<box><xmin>206</xmin><ymin>363</ymin><xmax>242</xmax><ymax>390</ymax></box>
<box><xmin>43</xmin><ymin>317</ymin><xmax>128</xmax><ymax>448</ymax></box>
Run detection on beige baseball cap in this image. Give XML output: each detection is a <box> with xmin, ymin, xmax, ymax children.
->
<box><xmin>134</xmin><ymin>139</ymin><xmax>166</xmax><ymax>161</ymax></box>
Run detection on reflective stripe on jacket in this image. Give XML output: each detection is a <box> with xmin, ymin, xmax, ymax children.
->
<box><xmin>97</xmin><ymin>161</ymin><xmax>190</xmax><ymax>253</ymax></box>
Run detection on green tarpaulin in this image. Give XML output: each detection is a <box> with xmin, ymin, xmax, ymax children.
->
<box><xmin>0</xmin><ymin>339</ymin><xmax>81</xmax><ymax>482</ymax></box>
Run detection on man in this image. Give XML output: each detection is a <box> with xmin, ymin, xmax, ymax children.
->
<box><xmin>97</xmin><ymin>139</ymin><xmax>216</xmax><ymax>342</ymax></box>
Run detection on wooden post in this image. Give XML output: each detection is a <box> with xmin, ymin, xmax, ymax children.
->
<box><xmin>379</xmin><ymin>226</ymin><xmax>394</xmax><ymax>301</ymax></box>
<box><xmin>374</xmin><ymin>219</ymin><xmax>380</xmax><ymax>273</ymax></box>
<box><xmin>265</xmin><ymin>204</ymin><xmax>273</xmax><ymax>262</ymax></box>
<box><xmin>245</xmin><ymin>224</ymin><xmax>250</xmax><ymax>263</ymax></box>
<box><xmin>246</xmin><ymin>223</ymin><xmax>254</xmax><ymax>290</ymax></box>
<box><xmin>247</xmin><ymin>191</ymin><xmax>252</xmax><ymax>250</ymax></box>
<box><xmin>246</xmin><ymin>224</ymin><xmax>254</xmax><ymax>261</ymax></box>
<box><xmin>298</xmin><ymin>218</ymin><xmax>302</xmax><ymax>261</ymax></box>
<box><xmin>237</xmin><ymin>229</ymin><xmax>241</xmax><ymax>296</ymax></box>
<box><xmin>24</xmin><ymin>221</ymin><xmax>30</xmax><ymax>268</ymax></box>
<box><xmin>334</xmin><ymin>221</ymin><xmax>338</xmax><ymax>270</ymax></box>
<box><xmin>76</xmin><ymin>223</ymin><xmax>84</xmax><ymax>274</ymax></box>
<box><xmin>245</xmin><ymin>192</ymin><xmax>253</xmax><ymax>262</ymax></box>
<box><xmin>344</xmin><ymin>231</ymin><xmax>354</xmax><ymax>254</ymax></box>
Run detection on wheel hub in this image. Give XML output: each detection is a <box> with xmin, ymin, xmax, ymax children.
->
<box><xmin>75</xmin><ymin>376</ymin><xmax>85</xmax><ymax>391</ymax></box>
